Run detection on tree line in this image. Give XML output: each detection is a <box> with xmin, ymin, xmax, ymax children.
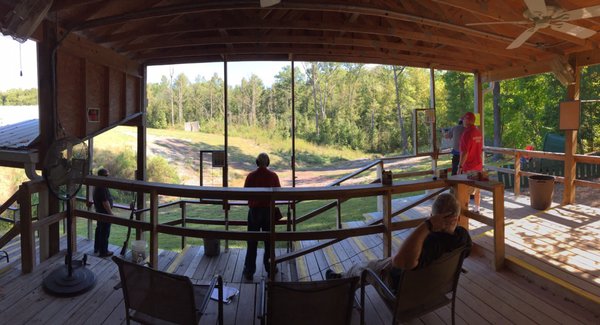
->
<box><xmin>146</xmin><ymin>62</ymin><xmax>600</xmax><ymax>155</ymax></box>
<box><xmin>2</xmin><ymin>63</ymin><xmax>599</xmax><ymax>155</ymax></box>
<box><xmin>0</xmin><ymin>88</ymin><xmax>37</xmax><ymax>105</ymax></box>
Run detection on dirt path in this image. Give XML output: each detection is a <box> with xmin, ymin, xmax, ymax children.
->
<box><xmin>141</xmin><ymin>132</ymin><xmax>428</xmax><ymax>186</ymax></box>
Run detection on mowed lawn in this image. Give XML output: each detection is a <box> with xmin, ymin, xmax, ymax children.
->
<box><xmin>77</xmin><ymin>126</ymin><xmax>450</xmax><ymax>251</ymax></box>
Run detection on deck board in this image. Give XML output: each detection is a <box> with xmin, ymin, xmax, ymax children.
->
<box><xmin>1</xmin><ymin>190</ymin><xmax>600</xmax><ymax>324</ymax></box>
<box><xmin>1</xmin><ymin>241</ymin><xmax>598</xmax><ymax>325</ymax></box>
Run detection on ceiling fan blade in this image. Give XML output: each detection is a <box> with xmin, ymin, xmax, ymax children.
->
<box><xmin>466</xmin><ymin>21</ymin><xmax>530</xmax><ymax>26</ymax></box>
<box><xmin>551</xmin><ymin>22</ymin><xmax>597</xmax><ymax>39</ymax></box>
<box><xmin>555</xmin><ymin>5</ymin><xmax>600</xmax><ymax>21</ymax></box>
<box><xmin>507</xmin><ymin>27</ymin><xmax>538</xmax><ymax>49</ymax></box>
<box><xmin>524</xmin><ymin>0</ymin><xmax>547</xmax><ymax>18</ymax></box>
<box><xmin>260</xmin><ymin>0</ymin><xmax>280</xmax><ymax>7</ymax></box>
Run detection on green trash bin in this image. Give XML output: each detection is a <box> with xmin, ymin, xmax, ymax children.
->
<box><xmin>529</xmin><ymin>175</ymin><xmax>555</xmax><ymax>210</ymax></box>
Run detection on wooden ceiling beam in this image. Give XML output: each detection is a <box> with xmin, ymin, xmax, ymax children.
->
<box><xmin>98</xmin><ymin>17</ymin><xmax>538</xmax><ymax>62</ymax></box>
<box><xmin>122</xmin><ymin>34</ymin><xmax>501</xmax><ymax>68</ymax></box>
<box><xmin>69</xmin><ymin>1</ymin><xmax>551</xmax><ymax>53</ymax></box>
<box><xmin>480</xmin><ymin>57</ymin><xmax>560</xmax><ymax>82</ymax></box>
<box><xmin>134</xmin><ymin>45</ymin><xmax>486</xmax><ymax>71</ymax></box>
<box><xmin>50</xmin><ymin>0</ymin><xmax>106</xmax><ymax>12</ymax></box>
<box><xmin>145</xmin><ymin>52</ymin><xmax>476</xmax><ymax>73</ymax></box>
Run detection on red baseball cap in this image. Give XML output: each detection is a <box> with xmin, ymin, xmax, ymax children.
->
<box><xmin>462</xmin><ymin>112</ymin><xmax>476</xmax><ymax>121</ymax></box>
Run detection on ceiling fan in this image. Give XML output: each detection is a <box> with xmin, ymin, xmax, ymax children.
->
<box><xmin>260</xmin><ymin>0</ymin><xmax>280</xmax><ymax>8</ymax></box>
<box><xmin>467</xmin><ymin>0</ymin><xmax>600</xmax><ymax>49</ymax></box>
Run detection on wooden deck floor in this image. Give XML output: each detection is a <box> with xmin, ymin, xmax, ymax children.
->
<box><xmin>368</xmin><ymin>190</ymin><xmax>600</xmax><ymax>308</ymax></box>
<box><xmin>0</xmin><ymin>191</ymin><xmax>599</xmax><ymax>324</ymax></box>
<box><xmin>0</xmin><ymin>234</ymin><xmax>598</xmax><ymax>324</ymax></box>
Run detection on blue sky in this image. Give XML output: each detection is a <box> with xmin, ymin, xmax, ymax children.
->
<box><xmin>1</xmin><ymin>35</ymin><xmax>290</xmax><ymax>91</ymax></box>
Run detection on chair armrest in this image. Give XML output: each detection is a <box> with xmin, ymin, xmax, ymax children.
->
<box><xmin>257</xmin><ymin>279</ymin><xmax>266</xmax><ymax>324</ymax></box>
<box><xmin>360</xmin><ymin>268</ymin><xmax>395</xmax><ymax>302</ymax></box>
<box><xmin>198</xmin><ymin>275</ymin><xmax>223</xmax><ymax>312</ymax></box>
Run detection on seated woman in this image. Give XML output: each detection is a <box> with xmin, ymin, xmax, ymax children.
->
<box><xmin>325</xmin><ymin>193</ymin><xmax>471</xmax><ymax>293</ymax></box>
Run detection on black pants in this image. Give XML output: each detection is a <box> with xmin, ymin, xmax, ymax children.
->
<box><xmin>451</xmin><ymin>154</ymin><xmax>460</xmax><ymax>176</ymax></box>
<box><xmin>94</xmin><ymin>221</ymin><xmax>111</xmax><ymax>254</ymax></box>
<box><xmin>244</xmin><ymin>207</ymin><xmax>271</xmax><ymax>275</ymax></box>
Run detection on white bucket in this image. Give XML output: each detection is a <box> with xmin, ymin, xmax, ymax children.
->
<box><xmin>131</xmin><ymin>240</ymin><xmax>147</xmax><ymax>263</ymax></box>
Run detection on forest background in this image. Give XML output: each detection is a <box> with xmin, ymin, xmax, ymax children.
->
<box><xmin>5</xmin><ymin>63</ymin><xmax>599</xmax><ymax>156</ymax></box>
<box><xmin>1</xmin><ymin>62</ymin><xmax>600</xmax><ymax>248</ymax></box>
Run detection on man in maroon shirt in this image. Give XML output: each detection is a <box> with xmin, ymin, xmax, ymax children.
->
<box><xmin>459</xmin><ymin>112</ymin><xmax>483</xmax><ymax>212</ymax></box>
<box><xmin>243</xmin><ymin>153</ymin><xmax>281</xmax><ymax>281</ymax></box>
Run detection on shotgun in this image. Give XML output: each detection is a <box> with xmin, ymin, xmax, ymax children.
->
<box><xmin>120</xmin><ymin>196</ymin><xmax>137</xmax><ymax>256</ymax></box>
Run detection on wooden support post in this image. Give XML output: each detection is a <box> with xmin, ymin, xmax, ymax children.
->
<box><xmin>563</xmin><ymin>61</ymin><xmax>580</xmax><ymax>204</ymax></box>
<box><xmin>224</xmin><ymin>203</ymin><xmax>229</xmax><ymax>251</ymax></box>
<box><xmin>37</xmin><ymin>21</ymin><xmax>60</xmax><ymax>257</ymax></box>
<box><xmin>430</xmin><ymin>68</ymin><xmax>438</xmax><ymax>175</ymax></box>
<box><xmin>291</xmin><ymin>59</ymin><xmax>296</xmax><ymax>188</ymax></box>
<box><xmin>269</xmin><ymin>200</ymin><xmax>277</xmax><ymax>281</ymax></box>
<box><xmin>136</xmin><ymin>67</ymin><xmax>147</xmax><ymax>241</ymax></box>
<box><xmin>336</xmin><ymin>199</ymin><xmax>342</xmax><ymax>229</ymax></box>
<box><xmin>492</xmin><ymin>184</ymin><xmax>505</xmax><ymax>270</ymax></box>
<box><xmin>474</xmin><ymin>73</ymin><xmax>484</xmax><ymax>165</ymax></box>
<box><xmin>382</xmin><ymin>190</ymin><xmax>392</xmax><ymax>258</ymax></box>
<box><xmin>86</xmin><ymin>185</ymin><xmax>93</xmax><ymax>239</ymax></box>
<box><xmin>454</xmin><ymin>183</ymin><xmax>470</xmax><ymax>230</ymax></box>
<box><xmin>223</xmin><ymin>59</ymin><xmax>229</xmax><ymax>188</ymax></box>
<box><xmin>514</xmin><ymin>152</ymin><xmax>521</xmax><ymax>196</ymax></box>
<box><xmin>87</xmin><ymin>139</ymin><xmax>94</xmax><ymax>240</ymax></box>
<box><xmin>149</xmin><ymin>190</ymin><xmax>158</xmax><ymax>268</ymax></box>
<box><xmin>18</xmin><ymin>184</ymin><xmax>34</xmax><ymax>273</ymax></box>
<box><xmin>376</xmin><ymin>161</ymin><xmax>384</xmax><ymax>213</ymax></box>
<box><xmin>180</xmin><ymin>201</ymin><xmax>187</xmax><ymax>249</ymax></box>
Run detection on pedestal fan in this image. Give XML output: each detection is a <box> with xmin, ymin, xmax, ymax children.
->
<box><xmin>42</xmin><ymin>136</ymin><xmax>96</xmax><ymax>296</ymax></box>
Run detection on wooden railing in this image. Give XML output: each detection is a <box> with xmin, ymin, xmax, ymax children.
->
<box><xmin>484</xmin><ymin>146</ymin><xmax>600</xmax><ymax>199</ymax></box>
<box><xmin>16</xmin><ymin>174</ymin><xmax>506</xmax><ymax>276</ymax></box>
<box><xmin>0</xmin><ymin>191</ymin><xmax>21</xmax><ymax>250</ymax></box>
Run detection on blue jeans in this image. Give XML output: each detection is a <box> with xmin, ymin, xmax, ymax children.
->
<box><xmin>94</xmin><ymin>221</ymin><xmax>111</xmax><ymax>254</ymax></box>
<box><xmin>244</xmin><ymin>207</ymin><xmax>272</xmax><ymax>275</ymax></box>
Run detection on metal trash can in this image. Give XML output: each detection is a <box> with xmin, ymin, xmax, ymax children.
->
<box><xmin>203</xmin><ymin>238</ymin><xmax>220</xmax><ymax>257</ymax></box>
<box><xmin>529</xmin><ymin>175</ymin><xmax>555</xmax><ymax>210</ymax></box>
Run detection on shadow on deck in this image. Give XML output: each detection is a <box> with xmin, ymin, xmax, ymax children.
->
<box><xmin>0</xmin><ymin>221</ymin><xmax>599</xmax><ymax>324</ymax></box>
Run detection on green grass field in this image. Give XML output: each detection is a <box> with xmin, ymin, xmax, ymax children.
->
<box><xmin>0</xmin><ymin>125</ymin><xmax>464</xmax><ymax>250</ymax></box>
<box><xmin>76</xmin><ymin>196</ymin><xmax>381</xmax><ymax>252</ymax></box>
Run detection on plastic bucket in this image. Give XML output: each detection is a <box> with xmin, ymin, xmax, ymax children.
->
<box><xmin>203</xmin><ymin>238</ymin><xmax>220</xmax><ymax>257</ymax></box>
<box><xmin>131</xmin><ymin>240</ymin><xmax>147</xmax><ymax>263</ymax></box>
<box><xmin>529</xmin><ymin>175</ymin><xmax>555</xmax><ymax>210</ymax></box>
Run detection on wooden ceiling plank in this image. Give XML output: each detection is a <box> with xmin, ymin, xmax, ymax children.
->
<box><xmin>70</xmin><ymin>1</ymin><xmax>549</xmax><ymax>53</ymax></box>
<box><xmin>122</xmin><ymin>33</ymin><xmax>503</xmax><ymax>68</ymax></box>
<box><xmin>134</xmin><ymin>44</ymin><xmax>487</xmax><ymax>71</ymax></box>
<box><xmin>98</xmin><ymin>16</ymin><xmax>540</xmax><ymax>62</ymax></box>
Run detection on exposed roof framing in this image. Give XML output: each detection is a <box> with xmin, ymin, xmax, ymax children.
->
<box><xmin>2</xmin><ymin>0</ymin><xmax>600</xmax><ymax>78</ymax></box>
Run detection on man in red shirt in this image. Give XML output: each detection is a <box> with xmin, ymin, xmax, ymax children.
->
<box><xmin>243</xmin><ymin>153</ymin><xmax>281</xmax><ymax>281</ymax></box>
<box><xmin>459</xmin><ymin>112</ymin><xmax>483</xmax><ymax>212</ymax></box>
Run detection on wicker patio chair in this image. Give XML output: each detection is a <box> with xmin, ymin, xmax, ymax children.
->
<box><xmin>257</xmin><ymin>276</ymin><xmax>359</xmax><ymax>325</ymax></box>
<box><xmin>112</xmin><ymin>256</ymin><xmax>223</xmax><ymax>325</ymax></box>
<box><xmin>360</xmin><ymin>245</ymin><xmax>469</xmax><ymax>325</ymax></box>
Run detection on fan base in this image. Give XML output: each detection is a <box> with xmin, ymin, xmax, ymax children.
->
<box><xmin>42</xmin><ymin>264</ymin><xmax>96</xmax><ymax>297</ymax></box>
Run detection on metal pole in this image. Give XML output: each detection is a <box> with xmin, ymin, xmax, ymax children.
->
<box><xmin>291</xmin><ymin>59</ymin><xmax>296</xmax><ymax>188</ymax></box>
<box><xmin>223</xmin><ymin>58</ymin><xmax>229</xmax><ymax>250</ymax></box>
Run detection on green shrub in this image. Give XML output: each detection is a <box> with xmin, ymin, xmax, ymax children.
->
<box><xmin>148</xmin><ymin>156</ymin><xmax>181</xmax><ymax>184</ymax></box>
